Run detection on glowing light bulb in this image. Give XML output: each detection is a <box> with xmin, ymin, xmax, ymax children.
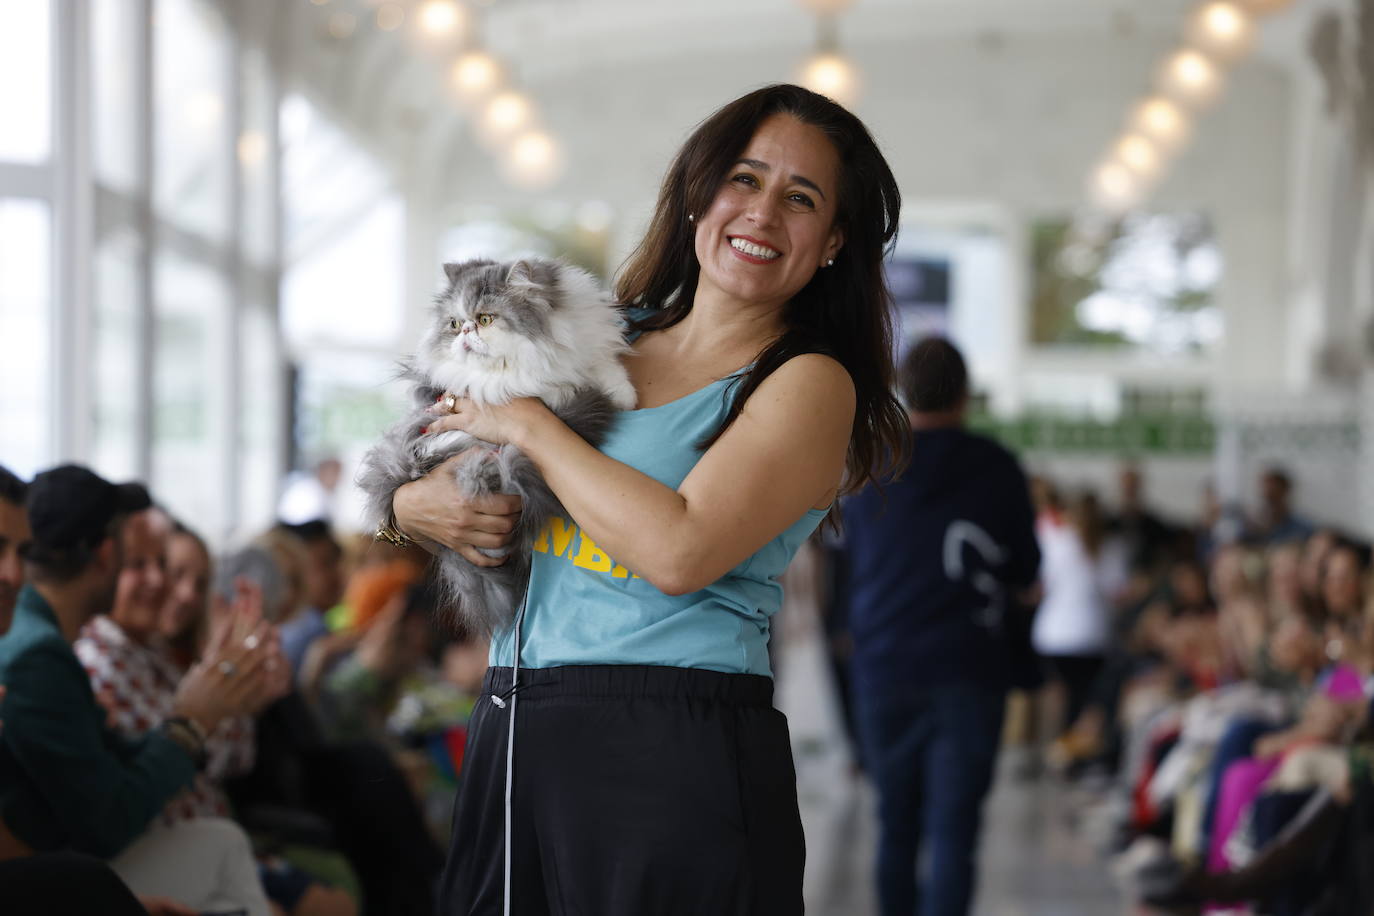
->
<box><xmin>505</xmin><ymin>130</ymin><xmax>561</xmax><ymax>189</ymax></box>
<box><xmin>1189</xmin><ymin>2</ymin><xmax>1254</xmax><ymax>59</ymax></box>
<box><xmin>451</xmin><ymin>51</ymin><xmax>502</xmax><ymax>101</ymax></box>
<box><xmin>1160</xmin><ymin>49</ymin><xmax>1224</xmax><ymax>108</ymax></box>
<box><xmin>1116</xmin><ymin>134</ymin><xmax>1160</xmax><ymax>177</ymax></box>
<box><xmin>417</xmin><ymin>0</ymin><xmax>464</xmax><ymax>37</ymax></box>
<box><xmin>1092</xmin><ymin>162</ymin><xmax>1139</xmax><ymax>210</ymax></box>
<box><xmin>800</xmin><ymin>52</ymin><xmax>859</xmax><ymax>107</ymax></box>
<box><xmin>1132</xmin><ymin>97</ymin><xmax>1190</xmax><ymax>150</ymax></box>
<box><xmin>482</xmin><ymin>91</ymin><xmax>531</xmax><ymax>139</ymax></box>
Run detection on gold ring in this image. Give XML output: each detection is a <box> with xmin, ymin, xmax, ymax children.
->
<box><xmin>442</xmin><ymin>394</ymin><xmax>457</xmax><ymax>412</ymax></box>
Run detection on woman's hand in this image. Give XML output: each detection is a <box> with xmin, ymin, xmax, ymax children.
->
<box><xmin>392</xmin><ymin>451</ymin><xmax>522</xmax><ymax>567</ymax></box>
<box><xmin>425</xmin><ymin>394</ymin><xmax>549</xmax><ymax>447</ymax></box>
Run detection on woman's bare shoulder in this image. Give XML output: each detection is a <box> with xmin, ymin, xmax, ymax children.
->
<box><xmin>751</xmin><ymin>352</ymin><xmax>855</xmax><ymax>410</ymax></box>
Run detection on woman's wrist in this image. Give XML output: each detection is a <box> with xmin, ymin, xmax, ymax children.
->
<box><xmin>390</xmin><ymin>484</ymin><xmax>423</xmax><ymax>541</ymax></box>
<box><xmin>511</xmin><ymin>399</ymin><xmax>557</xmax><ymax>456</ymax></box>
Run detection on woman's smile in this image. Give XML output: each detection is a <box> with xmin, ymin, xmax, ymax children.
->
<box><xmin>726</xmin><ymin>235</ymin><xmax>783</xmax><ymax>263</ymax></box>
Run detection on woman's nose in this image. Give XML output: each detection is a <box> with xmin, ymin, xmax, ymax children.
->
<box><xmin>745</xmin><ymin>194</ymin><xmax>782</xmax><ymax>227</ymax></box>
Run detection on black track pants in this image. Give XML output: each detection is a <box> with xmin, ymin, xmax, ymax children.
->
<box><xmin>438</xmin><ymin>664</ymin><xmax>805</xmax><ymax>916</ymax></box>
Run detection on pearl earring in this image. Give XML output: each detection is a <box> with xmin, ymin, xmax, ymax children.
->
<box><xmin>825</xmin><ymin>258</ymin><xmax>835</xmax><ymax>267</ymax></box>
<box><xmin>687</xmin><ymin>213</ymin><xmax>695</xmax><ymax>223</ymax></box>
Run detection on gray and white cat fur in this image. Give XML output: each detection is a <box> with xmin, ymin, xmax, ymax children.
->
<box><xmin>357</xmin><ymin>258</ymin><xmax>636</xmax><ymax>636</ymax></box>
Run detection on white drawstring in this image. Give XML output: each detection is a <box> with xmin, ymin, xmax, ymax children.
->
<box><xmin>493</xmin><ymin>590</ymin><xmax>528</xmax><ymax>916</ymax></box>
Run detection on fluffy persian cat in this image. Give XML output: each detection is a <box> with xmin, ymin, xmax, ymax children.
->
<box><xmin>357</xmin><ymin>258</ymin><xmax>636</xmax><ymax>635</ymax></box>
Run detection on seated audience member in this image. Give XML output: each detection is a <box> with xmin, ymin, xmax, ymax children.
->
<box><xmin>0</xmin><ymin>465</ymin><xmax>183</xmax><ymax>916</ymax></box>
<box><xmin>159</xmin><ymin>521</ymin><xmax>214</xmax><ymax>670</ymax></box>
<box><xmin>1317</xmin><ymin>538</ymin><xmax>1371</xmax><ymax>662</ymax></box>
<box><xmin>0</xmin><ymin>465</ymin><xmax>31</xmax><ymax>635</ymax></box>
<box><xmin>76</xmin><ymin>512</ymin><xmax>355</xmax><ymax>916</ymax></box>
<box><xmin>75</xmin><ymin>508</ymin><xmax>268</xmax><ymax>824</ymax></box>
<box><xmin>276</xmin><ymin>521</ymin><xmax>345</xmax><ymax>678</ymax></box>
<box><xmin>0</xmin><ymin>465</ymin><xmax>281</xmax><ymax>915</ymax></box>
<box><xmin>220</xmin><ymin>542</ymin><xmax>443</xmax><ymax>915</ymax></box>
<box><xmin>1111</xmin><ymin>463</ymin><xmax>1174</xmax><ymax>576</ymax></box>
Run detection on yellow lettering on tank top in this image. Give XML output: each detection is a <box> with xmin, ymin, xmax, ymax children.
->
<box><xmin>572</xmin><ymin>533</ymin><xmax>614</xmax><ymax>572</ymax></box>
<box><xmin>533</xmin><ymin>517</ymin><xmax>641</xmax><ymax>578</ymax></box>
<box><xmin>533</xmin><ymin>516</ymin><xmax>577</xmax><ymax>557</ymax></box>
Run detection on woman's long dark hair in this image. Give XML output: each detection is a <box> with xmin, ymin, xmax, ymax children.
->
<box><xmin>615</xmin><ymin>84</ymin><xmax>909</xmax><ymax>501</ymax></box>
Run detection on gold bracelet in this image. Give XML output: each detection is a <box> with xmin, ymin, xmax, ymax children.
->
<box><xmin>374</xmin><ymin>513</ymin><xmax>414</xmax><ymax>547</ymax></box>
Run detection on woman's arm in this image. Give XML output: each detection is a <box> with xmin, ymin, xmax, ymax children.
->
<box><xmin>437</xmin><ymin>354</ymin><xmax>855</xmax><ymax>595</ymax></box>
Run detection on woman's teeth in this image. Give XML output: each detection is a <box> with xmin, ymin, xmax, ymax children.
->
<box><xmin>729</xmin><ymin>238</ymin><xmax>781</xmax><ymax>260</ymax></box>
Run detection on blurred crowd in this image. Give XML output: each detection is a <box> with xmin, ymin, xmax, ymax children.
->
<box><xmin>0</xmin><ymin>462</ymin><xmax>487</xmax><ymax>915</ymax></box>
<box><xmin>1010</xmin><ymin>464</ymin><xmax>1374</xmax><ymax>916</ymax></box>
<box><xmin>7</xmin><ymin>445</ymin><xmax>1374</xmax><ymax>916</ymax></box>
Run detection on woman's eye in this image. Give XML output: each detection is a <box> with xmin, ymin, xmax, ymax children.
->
<box><xmin>789</xmin><ymin>193</ymin><xmax>816</xmax><ymax>209</ymax></box>
<box><xmin>477</xmin><ymin>314</ymin><xmax>495</xmax><ymax>326</ymax></box>
<box><xmin>731</xmin><ymin>173</ymin><xmax>759</xmax><ymax>187</ymax></box>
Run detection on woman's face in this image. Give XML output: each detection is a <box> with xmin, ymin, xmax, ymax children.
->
<box><xmin>1322</xmin><ymin>547</ymin><xmax>1364</xmax><ymax>617</ymax></box>
<box><xmin>693</xmin><ymin>114</ymin><xmax>844</xmax><ymax>314</ymax></box>
<box><xmin>160</xmin><ymin>532</ymin><xmax>210</xmax><ymax>643</ymax></box>
<box><xmin>110</xmin><ymin>509</ymin><xmax>170</xmax><ymax>643</ymax></box>
<box><xmin>1300</xmin><ymin>530</ymin><xmax>1336</xmax><ymax>596</ymax></box>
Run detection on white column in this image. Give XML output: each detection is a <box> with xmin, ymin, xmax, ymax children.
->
<box><xmin>53</xmin><ymin>0</ymin><xmax>95</xmax><ymax>464</ymax></box>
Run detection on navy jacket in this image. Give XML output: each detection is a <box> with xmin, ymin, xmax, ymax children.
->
<box><xmin>841</xmin><ymin>427</ymin><xmax>1040</xmax><ymax>688</ymax></box>
<box><xmin>0</xmin><ymin>586</ymin><xmax>195</xmax><ymax>857</ymax></box>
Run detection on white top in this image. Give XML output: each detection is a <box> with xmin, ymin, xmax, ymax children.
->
<box><xmin>1031</xmin><ymin>514</ymin><xmax>1113</xmax><ymax>657</ymax></box>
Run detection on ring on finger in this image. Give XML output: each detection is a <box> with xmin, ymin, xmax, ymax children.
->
<box><xmin>442</xmin><ymin>393</ymin><xmax>457</xmax><ymax>412</ymax></box>
<box><xmin>218</xmin><ymin>659</ymin><xmax>238</xmax><ymax>677</ymax></box>
<box><xmin>244</xmin><ymin>633</ymin><xmax>260</xmax><ymax>651</ymax></box>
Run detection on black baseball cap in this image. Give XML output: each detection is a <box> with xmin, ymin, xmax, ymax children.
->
<box><xmin>26</xmin><ymin>465</ymin><xmax>152</xmax><ymax>553</ymax></box>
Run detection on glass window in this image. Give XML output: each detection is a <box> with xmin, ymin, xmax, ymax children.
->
<box><xmin>92</xmin><ymin>0</ymin><xmax>139</xmax><ymax>192</ymax></box>
<box><xmin>154</xmin><ymin>0</ymin><xmax>229</xmax><ymax>240</ymax></box>
<box><xmin>91</xmin><ymin>226</ymin><xmax>143</xmax><ymax>480</ymax></box>
<box><xmin>152</xmin><ymin>252</ymin><xmax>227</xmax><ymax>537</ymax></box>
<box><xmin>282</xmin><ymin>196</ymin><xmax>404</xmax><ymax>349</ymax></box>
<box><xmin>0</xmin><ymin>0</ymin><xmax>51</xmax><ymax>164</ymax></box>
<box><xmin>280</xmin><ymin>94</ymin><xmax>389</xmax><ymax>262</ymax></box>
<box><xmin>0</xmin><ymin>199</ymin><xmax>53</xmax><ymax>478</ymax></box>
<box><xmin>293</xmin><ymin>352</ymin><xmax>407</xmax><ymax>531</ymax></box>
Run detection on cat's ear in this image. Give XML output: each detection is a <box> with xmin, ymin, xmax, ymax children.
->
<box><xmin>506</xmin><ymin>260</ymin><xmax>535</xmax><ymax>286</ymax></box>
<box><xmin>443</xmin><ymin>262</ymin><xmax>465</xmax><ymax>286</ymax></box>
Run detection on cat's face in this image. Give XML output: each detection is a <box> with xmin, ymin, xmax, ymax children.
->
<box><xmin>422</xmin><ymin>259</ymin><xmax>558</xmax><ymax>376</ymax></box>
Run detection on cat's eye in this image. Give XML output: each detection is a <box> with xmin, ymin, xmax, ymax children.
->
<box><xmin>476</xmin><ymin>314</ymin><xmax>496</xmax><ymax>326</ymax></box>
<box><xmin>449</xmin><ymin>318</ymin><xmax>459</xmax><ymax>330</ymax></box>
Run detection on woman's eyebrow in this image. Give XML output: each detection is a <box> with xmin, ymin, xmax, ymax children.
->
<box><xmin>734</xmin><ymin>158</ymin><xmax>827</xmax><ymax>201</ymax></box>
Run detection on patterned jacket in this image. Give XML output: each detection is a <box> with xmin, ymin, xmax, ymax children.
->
<box><xmin>74</xmin><ymin>614</ymin><xmax>255</xmax><ymax>824</ymax></box>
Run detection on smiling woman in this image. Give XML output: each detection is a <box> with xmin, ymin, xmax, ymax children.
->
<box><xmin>392</xmin><ymin>84</ymin><xmax>908</xmax><ymax>916</ymax></box>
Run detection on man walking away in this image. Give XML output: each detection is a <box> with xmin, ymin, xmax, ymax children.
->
<box><xmin>843</xmin><ymin>338</ymin><xmax>1040</xmax><ymax>916</ymax></box>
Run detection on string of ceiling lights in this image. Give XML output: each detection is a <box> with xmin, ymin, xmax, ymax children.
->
<box><xmin>1090</xmin><ymin>0</ymin><xmax>1295</xmax><ymax>213</ymax></box>
<box><xmin>307</xmin><ymin>0</ymin><xmax>562</xmax><ymax>189</ymax></box>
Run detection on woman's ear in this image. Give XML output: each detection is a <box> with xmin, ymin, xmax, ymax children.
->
<box><xmin>824</xmin><ymin>226</ymin><xmax>845</xmax><ymax>266</ymax></box>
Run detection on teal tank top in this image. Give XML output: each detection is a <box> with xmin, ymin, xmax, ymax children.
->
<box><xmin>488</xmin><ymin>345</ymin><xmax>827</xmax><ymax>677</ymax></box>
